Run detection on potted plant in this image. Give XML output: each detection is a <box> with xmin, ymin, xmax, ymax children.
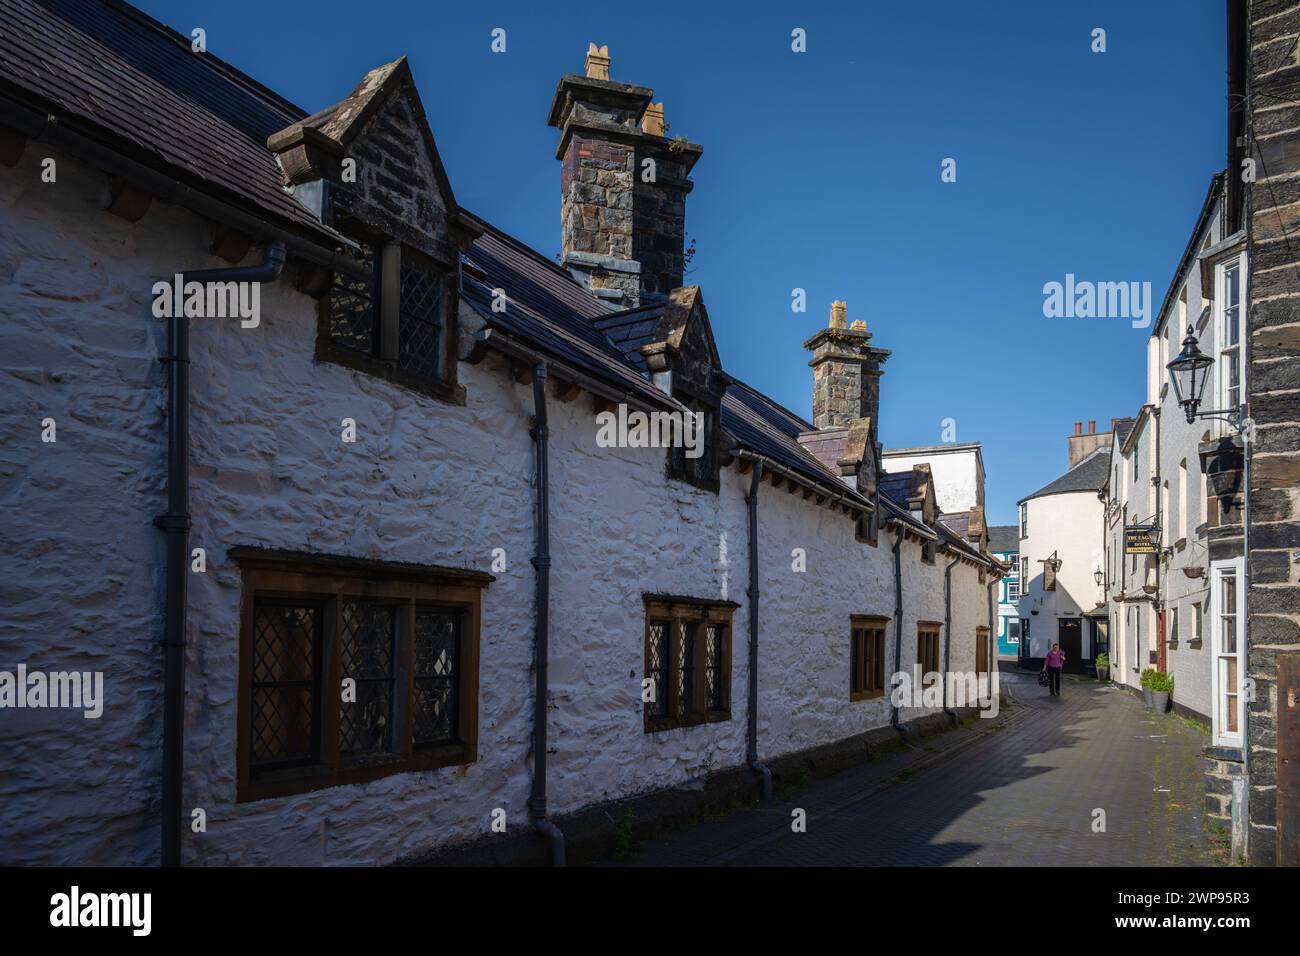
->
<box><xmin>1095</xmin><ymin>652</ymin><xmax>1110</xmax><ymax>682</ymax></box>
<box><xmin>1148</xmin><ymin>670</ymin><xmax>1174</xmax><ymax>713</ymax></box>
<box><xmin>1139</xmin><ymin>669</ymin><xmax>1156</xmax><ymax>709</ymax></box>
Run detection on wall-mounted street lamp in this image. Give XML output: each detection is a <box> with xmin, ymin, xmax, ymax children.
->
<box><xmin>1166</xmin><ymin>325</ymin><xmax>1241</xmax><ymax>429</ymax></box>
<box><xmin>1094</xmin><ymin>567</ymin><xmax>1104</xmax><ymax>586</ymax></box>
<box><xmin>1167</xmin><ymin>325</ymin><xmax>1248</xmax><ymax>508</ymax></box>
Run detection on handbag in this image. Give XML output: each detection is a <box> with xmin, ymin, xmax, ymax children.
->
<box><xmin>1037</xmin><ymin>670</ymin><xmax>1050</xmax><ymax>687</ymax></box>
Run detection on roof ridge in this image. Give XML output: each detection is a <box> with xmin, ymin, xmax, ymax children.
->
<box><xmin>727</xmin><ymin>376</ymin><xmax>813</xmax><ymax>431</ymax></box>
<box><xmin>101</xmin><ymin>0</ymin><xmax>310</xmax><ymax>120</ymax></box>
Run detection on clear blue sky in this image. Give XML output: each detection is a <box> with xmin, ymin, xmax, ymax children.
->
<box><xmin>138</xmin><ymin>0</ymin><xmax>1227</xmax><ymax>524</ymax></box>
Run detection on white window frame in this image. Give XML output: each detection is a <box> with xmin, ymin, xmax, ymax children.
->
<box><xmin>1006</xmin><ymin>619</ymin><xmax>1021</xmax><ymax>645</ymax></box>
<box><xmin>1007</xmin><ymin>578</ymin><xmax>1020</xmax><ymax>602</ymax></box>
<box><xmin>1214</xmin><ymin>254</ymin><xmax>1246</xmax><ymax>421</ymax></box>
<box><xmin>1209</xmin><ymin>556</ymin><xmax>1246</xmax><ymax>748</ymax></box>
<box><xmin>1019</xmin><ymin>503</ymin><xmax>1028</xmax><ymax>538</ymax></box>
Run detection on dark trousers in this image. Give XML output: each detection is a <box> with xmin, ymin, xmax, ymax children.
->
<box><xmin>1046</xmin><ymin>666</ymin><xmax>1061</xmax><ymax>695</ymax></box>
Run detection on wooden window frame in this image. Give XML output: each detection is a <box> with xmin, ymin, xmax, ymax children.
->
<box><xmin>850</xmin><ymin>615</ymin><xmax>889</xmax><ymax>701</ymax></box>
<box><xmin>317</xmin><ymin>228</ymin><xmax>466</xmax><ymax>406</ymax></box>
<box><xmin>233</xmin><ymin>548</ymin><xmax>491</xmax><ymax>802</ymax></box>
<box><xmin>976</xmin><ymin>625</ymin><xmax>990</xmax><ymax>677</ymax></box>
<box><xmin>917</xmin><ymin>622</ymin><xmax>942</xmax><ymax>682</ymax></box>
<box><xmin>643</xmin><ymin>594</ymin><xmax>737</xmax><ymax>732</ymax></box>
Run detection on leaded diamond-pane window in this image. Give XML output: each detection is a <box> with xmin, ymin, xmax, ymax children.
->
<box><xmin>398</xmin><ymin>261</ymin><xmax>442</xmax><ymax>381</ymax></box>
<box><xmin>648</xmin><ymin>620</ymin><xmax>670</xmax><ymax>718</ymax></box>
<box><xmin>327</xmin><ymin>240</ymin><xmax>379</xmax><ymax>355</ymax></box>
<box><xmin>414</xmin><ymin>608</ymin><xmax>459</xmax><ymax>746</ymax></box>
<box><xmin>644</xmin><ymin>599</ymin><xmax>734</xmax><ymax>732</ymax></box>
<box><xmin>237</xmin><ymin>554</ymin><xmax>486</xmax><ymax>801</ymax></box>
<box><xmin>339</xmin><ymin>602</ymin><xmax>396</xmax><ymax>758</ymax></box>
<box><xmin>676</xmin><ymin>621</ymin><xmax>695</xmax><ymax>718</ymax></box>
<box><xmin>705</xmin><ymin>623</ymin><xmax>725</xmax><ymax>711</ymax></box>
<box><xmin>250</xmin><ymin>601</ymin><xmax>321</xmax><ymax>770</ymax></box>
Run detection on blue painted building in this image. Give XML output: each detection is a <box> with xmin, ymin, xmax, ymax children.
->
<box><xmin>988</xmin><ymin>525</ymin><xmax>1020</xmax><ymax>659</ymax></box>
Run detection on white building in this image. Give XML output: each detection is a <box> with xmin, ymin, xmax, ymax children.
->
<box><xmin>0</xmin><ymin>5</ymin><xmax>1003</xmax><ymax>866</ymax></box>
<box><xmin>1015</xmin><ymin>426</ymin><xmax>1115</xmax><ymax>670</ymax></box>
<box><xmin>1103</xmin><ymin>172</ymin><xmax>1247</xmax><ymax>746</ymax></box>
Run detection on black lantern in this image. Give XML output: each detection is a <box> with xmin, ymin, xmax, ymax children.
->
<box><xmin>1094</xmin><ymin>567</ymin><xmax>1103</xmax><ymax>586</ymax></box>
<box><xmin>1166</xmin><ymin>325</ymin><xmax>1214</xmax><ymax>424</ymax></box>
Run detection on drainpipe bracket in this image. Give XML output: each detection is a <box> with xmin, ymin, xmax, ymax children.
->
<box><xmin>152</xmin><ymin>513</ymin><xmax>192</xmax><ymax>532</ymax></box>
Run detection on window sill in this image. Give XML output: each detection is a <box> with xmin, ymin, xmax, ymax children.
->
<box><xmin>644</xmin><ymin>709</ymin><xmax>731</xmax><ymax>734</ymax></box>
<box><xmin>316</xmin><ymin>340</ymin><xmax>466</xmax><ymax>406</ymax></box>
<box><xmin>850</xmin><ymin>690</ymin><xmax>886</xmax><ymax>702</ymax></box>
<box><xmin>239</xmin><ymin>742</ymin><xmax>477</xmax><ymax>803</ymax></box>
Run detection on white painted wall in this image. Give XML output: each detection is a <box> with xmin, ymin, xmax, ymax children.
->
<box><xmin>0</xmin><ymin>148</ymin><xmax>999</xmax><ymax>865</ymax></box>
<box><xmin>882</xmin><ymin>445</ymin><xmax>983</xmax><ymax>514</ymax></box>
<box><xmin>1016</xmin><ymin>483</ymin><xmax>1105</xmax><ymax>661</ymax></box>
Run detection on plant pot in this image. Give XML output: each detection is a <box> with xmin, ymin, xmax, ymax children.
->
<box><xmin>1151</xmin><ymin>690</ymin><xmax>1170</xmax><ymax>713</ymax></box>
<box><xmin>1143</xmin><ymin>686</ymin><xmax>1154</xmax><ymax>710</ymax></box>
<box><xmin>1097</xmin><ymin>666</ymin><xmax>1110</xmax><ymax>682</ymax></box>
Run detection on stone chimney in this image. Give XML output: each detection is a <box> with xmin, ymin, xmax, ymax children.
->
<box><xmin>547</xmin><ymin>44</ymin><xmax>703</xmax><ymax>307</ymax></box>
<box><xmin>1067</xmin><ymin>418</ymin><xmax>1113</xmax><ymax>468</ymax></box>
<box><xmin>804</xmin><ymin>301</ymin><xmax>891</xmax><ymax>432</ymax></box>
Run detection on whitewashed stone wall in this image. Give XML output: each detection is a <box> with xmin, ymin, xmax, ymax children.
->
<box><xmin>1018</xmin><ymin>486</ymin><xmax>1105</xmax><ymax>660</ymax></box>
<box><xmin>0</xmin><ymin>147</ymin><xmax>994</xmax><ymax>865</ymax></box>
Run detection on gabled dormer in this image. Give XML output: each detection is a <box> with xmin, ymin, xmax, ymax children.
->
<box><xmin>268</xmin><ymin>57</ymin><xmax>480</xmax><ymax>404</ymax></box>
<box><xmin>638</xmin><ymin>286</ymin><xmax>725</xmax><ymax>490</ymax></box>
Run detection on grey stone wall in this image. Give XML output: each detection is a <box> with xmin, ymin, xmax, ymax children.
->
<box><xmin>1246</xmin><ymin>0</ymin><xmax>1300</xmax><ymax>866</ymax></box>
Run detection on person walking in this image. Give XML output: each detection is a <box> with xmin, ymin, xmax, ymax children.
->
<box><xmin>1042</xmin><ymin>643</ymin><xmax>1065</xmax><ymax>696</ymax></box>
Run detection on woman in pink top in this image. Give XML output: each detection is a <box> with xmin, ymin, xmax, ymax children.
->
<box><xmin>1042</xmin><ymin>643</ymin><xmax>1065</xmax><ymax>696</ymax></box>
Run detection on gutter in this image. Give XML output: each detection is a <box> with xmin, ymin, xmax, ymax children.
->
<box><xmin>941</xmin><ymin>551</ymin><xmax>961</xmax><ymax>725</ymax></box>
<box><xmin>526</xmin><ymin>363</ymin><xmax>564</xmax><ymax>866</ymax></box>
<box><xmin>744</xmin><ymin>461</ymin><xmax>772</xmax><ymax>801</ymax></box>
<box><xmin>157</xmin><ymin>242</ymin><xmax>287</xmax><ymax>868</ymax></box>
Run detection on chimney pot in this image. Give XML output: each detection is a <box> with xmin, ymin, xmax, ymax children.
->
<box><xmin>830</xmin><ymin>300</ymin><xmax>847</xmax><ymax>329</ymax></box>
<box><xmin>1074</xmin><ymin>422</ymin><xmax>1082</xmax><ymax>436</ymax></box>
<box><xmin>1088</xmin><ymin>420</ymin><xmax>1096</xmax><ymax>434</ymax></box>
<box><xmin>584</xmin><ymin>43</ymin><xmax>611</xmax><ymax>80</ymax></box>
<box><xmin>850</xmin><ymin>319</ymin><xmax>866</xmax><ymax>332</ymax></box>
<box><xmin>642</xmin><ymin>102</ymin><xmax>665</xmax><ymax>136</ymax></box>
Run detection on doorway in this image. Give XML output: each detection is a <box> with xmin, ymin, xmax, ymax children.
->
<box><xmin>1058</xmin><ymin>619</ymin><xmax>1083</xmax><ymax>674</ymax></box>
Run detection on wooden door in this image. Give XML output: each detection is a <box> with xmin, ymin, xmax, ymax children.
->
<box><xmin>1058</xmin><ymin>619</ymin><xmax>1083</xmax><ymax>674</ymax></box>
<box><xmin>1279</xmin><ymin>653</ymin><xmax>1300</xmax><ymax>865</ymax></box>
<box><xmin>1157</xmin><ymin>611</ymin><xmax>1167</xmax><ymax>673</ymax></box>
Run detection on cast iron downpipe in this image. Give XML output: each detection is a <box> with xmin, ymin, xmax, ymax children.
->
<box><xmin>157</xmin><ymin>242</ymin><xmax>287</xmax><ymax>867</ymax></box>
<box><xmin>941</xmin><ymin>552</ymin><xmax>961</xmax><ymax>725</ymax></box>
<box><xmin>890</xmin><ymin>525</ymin><xmax>905</xmax><ymax>730</ymax></box>
<box><xmin>745</xmin><ymin>461</ymin><xmax>773</xmax><ymax>801</ymax></box>
<box><xmin>527</xmin><ymin>364</ymin><xmax>565</xmax><ymax>865</ymax></box>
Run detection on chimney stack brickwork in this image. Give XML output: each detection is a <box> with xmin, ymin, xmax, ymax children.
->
<box><xmin>548</xmin><ymin>45</ymin><xmax>702</xmax><ymax>307</ymax></box>
<box><xmin>1067</xmin><ymin>418</ymin><xmax>1114</xmax><ymax>468</ymax></box>
<box><xmin>804</xmin><ymin>301</ymin><xmax>891</xmax><ymax>431</ymax></box>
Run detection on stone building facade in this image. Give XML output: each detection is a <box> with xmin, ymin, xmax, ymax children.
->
<box><xmin>0</xmin><ymin>1</ymin><xmax>1001</xmax><ymax>865</ymax></box>
<box><xmin>1241</xmin><ymin>0</ymin><xmax>1300</xmax><ymax>866</ymax></box>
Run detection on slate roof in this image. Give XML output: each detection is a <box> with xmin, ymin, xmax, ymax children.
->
<box><xmin>3</xmin><ymin>0</ymin><xmax>994</xmax><ymax>537</ymax></box>
<box><xmin>879</xmin><ymin>470</ymin><xmax>924</xmax><ymax>507</ymax></box>
<box><xmin>1018</xmin><ymin>447</ymin><xmax>1111</xmax><ymax>504</ymax></box>
<box><xmin>987</xmin><ymin>525</ymin><xmax>1019</xmax><ymax>554</ymax></box>
<box><xmin>0</xmin><ymin>0</ymin><xmax>340</xmax><ymax>245</ymax></box>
